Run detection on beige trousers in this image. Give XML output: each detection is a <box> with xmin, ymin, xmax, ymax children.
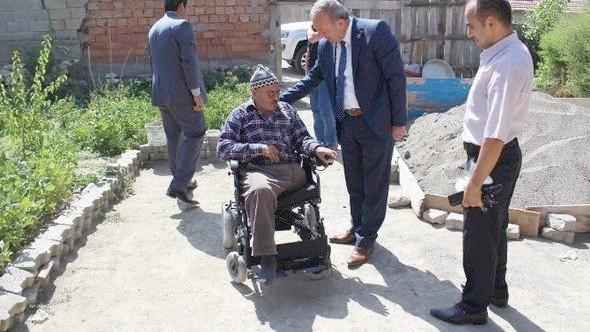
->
<box><xmin>242</xmin><ymin>163</ymin><xmax>306</xmax><ymax>256</ymax></box>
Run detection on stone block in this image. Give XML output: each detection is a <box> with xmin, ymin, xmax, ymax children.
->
<box><xmin>36</xmin><ymin>260</ymin><xmax>55</xmax><ymax>290</ymax></box>
<box><xmin>541</xmin><ymin>227</ymin><xmax>575</xmax><ymax>244</ymax></box>
<box><xmin>12</xmin><ymin>240</ymin><xmax>55</xmax><ymax>274</ymax></box>
<box><xmin>0</xmin><ymin>310</ymin><xmax>13</xmax><ymax>332</ymax></box>
<box><xmin>546</xmin><ymin>214</ymin><xmax>576</xmax><ymax>232</ymax></box>
<box><xmin>423</xmin><ymin>209</ymin><xmax>448</xmax><ymax>225</ymax></box>
<box><xmin>70</xmin><ymin>197</ymin><xmax>95</xmax><ymax>214</ymax></box>
<box><xmin>506</xmin><ymin>224</ymin><xmax>520</xmax><ymax>240</ymax></box>
<box><xmin>0</xmin><ymin>290</ymin><xmax>27</xmax><ymax>316</ymax></box>
<box><xmin>445</xmin><ymin>213</ymin><xmax>464</xmax><ymax>230</ymax></box>
<box><xmin>41</xmin><ymin>224</ymin><xmax>73</xmax><ymax>243</ymax></box>
<box><xmin>388</xmin><ymin>188</ymin><xmax>410</xmax><ymax>208</ymax></box>
<box><xmin>0</xmin><ymin>266</ymin><xmax>35</xmax><ymax>294</ymax></box>
<box><xmin>53</xmin><ymin>211</ymin><xmax>83</xmax><ymax>230</ymax></box>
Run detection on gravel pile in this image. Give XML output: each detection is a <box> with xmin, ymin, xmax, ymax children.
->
<box><xmin>396</xmin><ymin>92</ymin><xmax>590</xmax><ymax>208</ymax></box>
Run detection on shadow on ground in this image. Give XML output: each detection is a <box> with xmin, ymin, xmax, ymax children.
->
<box><xmin>225</xmin><ymin>242</ymin><xmax>542</xmax><ymax>331</ymax></box>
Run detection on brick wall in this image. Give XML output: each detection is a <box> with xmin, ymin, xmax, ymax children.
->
<box><xmin>0</xmin><ymin>0</ymin><xmax>280</xmax><ymax>75</ymax></box>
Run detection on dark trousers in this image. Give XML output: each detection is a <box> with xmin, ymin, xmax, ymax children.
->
<box><xmin>160</xmin><ymin>106</ymin><xmax>206</xmax><ymax>192</ymax></box>
<box><xmin>461</xmin><ymin>138</ymin><xmax>521</xmax><ymax>312</ymax></box>
<box><xmin>338</xmin><ymin>116</ymin><xmax>393</xmax><ymax>249</ymax></box>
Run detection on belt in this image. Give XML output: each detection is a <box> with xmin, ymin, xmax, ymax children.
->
<box><xmin>344</xmin><ymin>108</ymin><xmax>363</xmax><ymax>117</ymax></box>
<box><xmin>464</xmin><ymin>138</ymin><xmax>518</xmax><ymax>158</ymax></box>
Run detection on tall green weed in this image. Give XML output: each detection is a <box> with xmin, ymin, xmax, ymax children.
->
<box><xmin>536</xmin><ymin>4</ymin><xmax>590</xmax><ymax>96</ymax></box>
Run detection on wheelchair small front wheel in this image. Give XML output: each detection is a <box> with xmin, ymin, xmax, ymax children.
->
<box><xmin>226</xmin><ymin>251</ymin><xmax>247</xmax><ymax>283</ymax></box>
<box><xmin>222</xmin><ymin>201</ymin><xmax>236</xmax><ymax>249</ymax></box>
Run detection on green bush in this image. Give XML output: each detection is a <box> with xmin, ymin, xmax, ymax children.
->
<box><xmin>205</xmin><ymin>78</ymin><xmax>250</xmax><ymax>130</ymax></box>
<box><xmin>63</xmin><ymin>84</ymin><xmax>160</xmax><ymax>156</ymax></box>
<box><xmin>520</xmin><ymin>0</ymin><xmax>567</xmax><ymax>67</ymax></box>
<box><xmin>0</xmin><ymin>35</ymin><xmax>77</xmax><ymax>269</ymax></box>
<box><xmin>536</xmin><ymin>4</ymin><xmax>590</xmax><ymax>96</ymax></box>
<box><xmin>203</xmin><ymin>65</ymin><xmax>251</xmax><ymax>91</ymax></box>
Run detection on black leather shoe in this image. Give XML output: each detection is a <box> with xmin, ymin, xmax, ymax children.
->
<box><xmin>430</xmin><ymin>304</ymin><xmax>488</xmax><ymax>325</ymax></box>
<box><xmin>166</xmin><ymin>188</ymin><xmax>199</xmax><ymax>205</ymax></box>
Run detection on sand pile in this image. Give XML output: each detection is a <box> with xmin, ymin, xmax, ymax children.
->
<box><xmin>396</xmin><ymin>92</ymin><xmax>590</xmax><ymax>208</ymax></box>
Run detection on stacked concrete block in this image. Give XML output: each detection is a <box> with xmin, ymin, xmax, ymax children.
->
<box><xmin>541</xmin><ymin>214</ymin><xmax>576</xmax><ymax>244</ymax></box>
<box><xmin>423</xmin><ymin>209</ymin><xmax>448</xmax><ymax>225</ymax></box>
<box><xmin>0</xmin><ymin>267</ymin><xmax>35</xmax><ymax>296</ymax></box>
<box><xmin>141</xmin><ymin>144</ymin><xmax>167</xmax><ymax>161</ymax></box>
<box><xmin>203</xmin><ymin>129</ymin><xmax>221</xmax><ymax>161</ymax></box>
<box><xmin>0</xmin><ymin>290</ymin><xmax>27</xmax><ymax>331</ymax></box>
<box><xmin>506</xmin><ymin>224</ymin><xmax>520</xmax><ymax>240</ymax></box>
<box><xmin>445</xmin><ymin>213</ymin><xmax>464</xmax><ymax>230</ymax></box>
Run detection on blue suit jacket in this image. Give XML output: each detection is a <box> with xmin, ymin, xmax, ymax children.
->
<box><xmin>281</xmin><ymin>17</ymin><xmax>407</xmax><ymax>139</ymax></box>
<box><xmin>148</xmin><ymin>11</ymin><xmax>207</xmax><ymax>111</ymax></box>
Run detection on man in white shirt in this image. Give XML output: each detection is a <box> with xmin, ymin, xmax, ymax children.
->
<box><xmin>431</xmin><ymin>0</ymin><xmax>533</xmax><ymax>325</ymax></box>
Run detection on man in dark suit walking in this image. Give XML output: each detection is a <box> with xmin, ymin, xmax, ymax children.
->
<box><xmin>148</xmin><ymin>0</ymin><xmax>207</xmax><ymax>206</ymax></box>
<box><xmin>281</xmin><ymin>0</ymin><xmax>407</xmax><ymax>268</ymax></box>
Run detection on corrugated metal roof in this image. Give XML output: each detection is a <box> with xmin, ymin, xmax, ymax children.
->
<box><xmin>510</xmin><ymin>0</ymin><xmax>587</xmax><ymax>12</ymax></box>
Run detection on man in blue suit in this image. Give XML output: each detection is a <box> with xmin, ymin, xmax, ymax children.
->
<box><xmin>148</xmin><ymin>0</ymin><xmax>208</xmax><ymax>206</ymax></box>
<box><xmin>281</xmin><ymin>0</ymin><xmax>407</xmax><ymax>267</ymax></box>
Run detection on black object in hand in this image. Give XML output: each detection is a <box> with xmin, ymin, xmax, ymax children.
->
<box><xmin>448</xmin><ymin>184</ymin><xmax>503</xmax><ymax>212</ymax></box>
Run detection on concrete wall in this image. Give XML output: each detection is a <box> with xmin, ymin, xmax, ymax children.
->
<box><xmin>0</xmin><ymin>0</ymin><xmax>280</xmax><ymax>76</ymax></box>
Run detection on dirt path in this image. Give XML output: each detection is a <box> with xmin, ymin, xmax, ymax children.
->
<box><xmin>16</xmin><ymin>69</ymin><xmax>590</xmax><ymax>331</ymax></box>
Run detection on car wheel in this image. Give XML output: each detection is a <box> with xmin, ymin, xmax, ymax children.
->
<box><xmin>293</xmin><ymin>46</ymin><xmax>308</xmax><ymax>74</ymax></box>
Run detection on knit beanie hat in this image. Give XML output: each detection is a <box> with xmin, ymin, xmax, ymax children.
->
<box><xmin>250</xmin><ymin>64</ymin><xmax>279</xmax><ymax>90</ymax></box>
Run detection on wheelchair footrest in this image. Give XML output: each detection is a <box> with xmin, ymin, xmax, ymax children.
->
<box><xmin>276</xmin><ymin>236</ymin><xmax>328</xmax><ymax>261</ymax></box>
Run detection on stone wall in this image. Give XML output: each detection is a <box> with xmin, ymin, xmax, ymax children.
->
<box><xmin>0</xmin><ymin>0</ymin><xmax>280</xmax><ymax>76</ymax></box>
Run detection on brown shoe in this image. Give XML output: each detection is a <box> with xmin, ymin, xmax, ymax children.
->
<box><xmin>329</xmin><ymin>229</ymin><xmax>355</xmax><ymax>244</ymax></box>
<box><xmin>347</xmin><ymin>247</ymin><xmax>373</xmax><ymax>268</ymax></box>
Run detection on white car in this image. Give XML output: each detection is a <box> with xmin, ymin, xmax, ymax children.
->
<box><xmin>280</xmin><ymin>21</ymin><xmax>312</xmax><ymax>74</ymax></box>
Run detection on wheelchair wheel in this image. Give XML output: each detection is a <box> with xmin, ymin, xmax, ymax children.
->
<box><xmin>222</xmin><ymin>201</ymin><xmax>236</xmax><ymax>249</ymax></box>
<box><xmin>226</xmin><ymin>251</ymin><xmax>247</xmax><ymax>283</ymax></box>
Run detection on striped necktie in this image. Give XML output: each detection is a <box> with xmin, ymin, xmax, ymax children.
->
<box><xmin>334</xmin><ymin>41</ymin><xmax>346</xmax><ymax>120</ymax></box>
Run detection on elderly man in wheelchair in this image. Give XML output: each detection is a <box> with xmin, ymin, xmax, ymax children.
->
<box><xmin>217</xmin><ymin>65</ymin><xmax>337</xmax><ymax>285</ymax></box>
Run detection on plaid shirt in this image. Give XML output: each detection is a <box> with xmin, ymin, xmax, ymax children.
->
<box><xmin>217</xmin><ymin>99</ymin><xmax>321</xmax><ymax>164</ymax></box>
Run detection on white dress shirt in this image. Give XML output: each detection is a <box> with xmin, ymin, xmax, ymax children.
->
<box><xmin>462</xmin><ymin>32</ymin><xmax>534</xmax><ymax>145</ymax></box>
<box><xmin>334</xmin><ymin>19</ymin><xmax>360</xmax><ymax>110</ymax></box>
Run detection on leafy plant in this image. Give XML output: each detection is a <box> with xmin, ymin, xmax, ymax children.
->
<box><xmin>64</xmin><ymin>83</ymin><xmax>160</xmax><ymax>156</ymax></box>
<box><xmin>0</xmin><ymin>35</ymin><xmax>67</xmax><ymax>159</ymax></box>
<box><xmin>520</xmin><ymin>0</ymin><xmax>567</xmax><ymax>67</ymax></box>
<box><xmin>205</xmin><ymin>79</ymin><xmax>250</xmax><ymax>130</ymax></box>
<box><xmin>535</xmin><ymin>4</ymin><xmax>590</xmax><ymax>96</ymax></box>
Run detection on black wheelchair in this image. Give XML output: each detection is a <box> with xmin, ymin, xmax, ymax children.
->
<box><xmin>222</xmin><ymin>155</ymin><xmax>331</xmax><ymax>284</ymax></box>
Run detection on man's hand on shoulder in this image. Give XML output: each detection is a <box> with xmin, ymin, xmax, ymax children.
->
<box><xmin>391</xmin><ymin>125</ymin><xmax>407</xmax><ymax>141</ymax></box>
<box><xmin>314</xmin><ymin>146</ymin><xmax>338</xmax><ymax>165</ymax></box>
<box><xmin>262</xmin><ymin>144</ymin><xmax>280</xmax><ymax>163</ymax></box>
